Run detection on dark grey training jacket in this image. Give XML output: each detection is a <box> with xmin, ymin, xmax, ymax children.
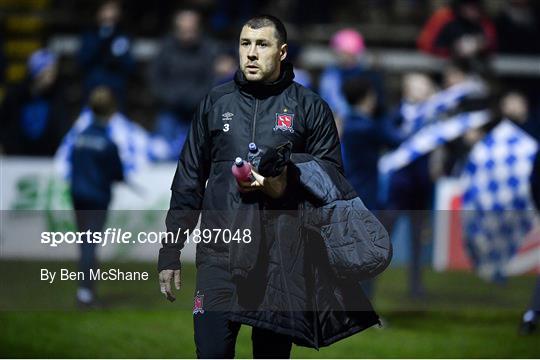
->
<box><xmin>228</xmin><ymin>153</ymin><xmax>391</xmax><ymax>348</ymax></box>
<box><xmin>158</xmin><ymin>63</ymin><xmax>343</xmax><ymax>270</ymax></box>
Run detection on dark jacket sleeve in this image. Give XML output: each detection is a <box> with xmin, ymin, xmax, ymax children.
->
<box><xmin>304</xmin><ymin>98</ymin><xmax>344</xmax><ymax>173</ymax></box>
<box><xmin>158</xmin><ymin>97</ymin><xmax>211</xmax><ymax>271</ymax></box>
<box><xmin>531</xmin><ymin>150</ymin><xmax>540</xmax><ymax>211</ymax></box>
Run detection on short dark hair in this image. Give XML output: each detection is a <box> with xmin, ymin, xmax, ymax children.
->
<box><xmin>89</xmin><ymin>86</ymin><xmax>117</xmax><ymax>118</ymax></box>
<box><xmin>343</xmin><ymin>76</ymin><xmax>374</xmax><ymax>105</ymax></box>
<box><xmin>244</xmin><ymin>15</ymin><xmax>287</xmax><ymax>45</ymax></box>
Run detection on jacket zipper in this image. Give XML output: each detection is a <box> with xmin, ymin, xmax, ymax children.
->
<box><xmin>251</xmin><ymin>99</ymin><xmax>259</xmax><ymax>143</ymax></box>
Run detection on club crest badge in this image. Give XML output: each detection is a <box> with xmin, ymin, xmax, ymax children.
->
<box><xmin>274</xmin><ymin>113</ymin><xmax>294</xmax><ymax>133</ymax></box>
<box><xmin>193</xmin><ymin>291</ymin><xmax>205</xmax><ymax>315</ymax></box>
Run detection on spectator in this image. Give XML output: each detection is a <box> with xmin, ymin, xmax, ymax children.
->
<box><xmin>341</xmin><ymin>76</ymin><xmax>401</xmax><ymax>299</ymax></box>
<box><xmin>381</xmin><ymin>72</ymin><xmax>447</xmax><ymax>299</ymax></box>
<box><xmin>341</xmin><ymin>76</ymin><xmax>400</xmax><ymax>210</ymax></box>
<box><xmin>70</xmin><ymin>86</ymin><xmax>124</xmax><ymax>308</ymax></box>
<box><xmin>288</xmin><ymin>43</ymin><xmax>312</xmax><ymax>89</ymax></box>
<box><xmin>496</xmin><ymin>0</ymin><xmax>540</xmax><ymax>55</ymax></box>
<box><xmin>214</xmin><ymin>48</ymin><xmax>238</xmax><ymax>86</ymax></box>
<box><xmin>319</xmin><ymin>28</ymin><xmax>386</xmax><ymax>125</ymax></box>
<box><xmin>79</xmin><ymin>0</ymin><xmax>134</xmax><ymax>105</ymax></box>
<box><xmin>417</xmin><ymin>0</ymin><xmax>497</xmax><ymax>59</ymax></box>
<box><xmin>390</xmin><ymin>72</ymin><xmax>438</xmax><ymax>138</ymax></box>
<box><xmin>384</xmin><ymin>62</ymin><xmax>491</xmax><ymax>186</ymax></box>
<box><xmin>441</xmin><ymin>60</ymin><xmax>490</xmax><ymax>113</ymax></box>
<box><xmin>0</xmin><ymin>49</ymin><xmax>69</xmax><ymax>156</ymax></box>
<box><xmin>501</xmin><ymin>91</ymin><xmax>529</xmax><ymax>125</ymax></box>
<box><xmin>501</xmin><ymin>91</ymin><xmax>540</xmax><ymax>141</ymax></box>
<box><xmin>420</xmin><ymin>60</ymin><xmax>492</xmax><ymax>179</ymax></box>
<box><xmin>384</xmin><ymin>62</ymin><xmax>492</xmax><ymax>296</ymax></box>
<box><xmin>460</xmin><ymin>105</ymin><xmax>537</xmax><ymax>282</ymax></box>
<box><xmin>148</xmin><ymin>8</ymin><xmax>219</xmax><ymax>153</ymax></box>
<box><xmin>55</xmin><ymin>104</ymin><xmax>174</xmax><ymax>182</ymax></box>
<box><xmin>518</xmin><ymin>150</ymin><xmax>540</xmax><ymax>335</ymax></box>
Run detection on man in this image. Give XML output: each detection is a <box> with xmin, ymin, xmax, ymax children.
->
<box><xmin>519</xmin><ymin>149</ymin><xmax>540</xmax><ymax>334</ymax></box>
<box><xmin>417</xmin><ymin>0</ymin><xmax>497</xmax><ymax>59</ymax></box>
<box><xmin>148</xmin><ymin>8</ymin><xmax>219</xmax><ymax>153</ymax></box>
<box><xmin>340</xmin><ymin>77</ymin><xmax>401</xmax><ymax>300</ymax></box>
<box><xmin>341</xmin><ymin>76</ymin><xmax>401</xmax><ymax>211</ymax></box>
<box><xmin>319</xmin><ymin>28</ymin><xmax>386</xmax><ymax>127</ymax></box>
<box><xmin>79</xmin><ymin>0</ymin><xmax>134</xmax><ymax>105</ymax></box>
<box><xmin>0</xmin><ymin>49</ymin><xmax>69</xmax><ymax>156</ymax></box>
<box><xmin>158</xmin><ymin>15</ymin><xmax>382</xmax><ymax>358</ymax></box>
<box><xmin>71</xmin><ymin>86</ymin><xmax>124</xmax><ymax>307</ymax></box>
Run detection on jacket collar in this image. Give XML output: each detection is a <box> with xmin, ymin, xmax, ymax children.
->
<box><xmin>234</xmin><ymin>62</ymin><xmax>295</xmax><ymax>98</ymax></box>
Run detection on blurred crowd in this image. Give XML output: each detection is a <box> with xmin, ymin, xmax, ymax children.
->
<box><xmin>1</xmin><ymin>0</ymin><xmax>540</xmax><ymax>329</ymax></box>
<box><xmin>1</xmin><ymin>0</ymin><xmax>540</xmax><ymax>158</ymax></box>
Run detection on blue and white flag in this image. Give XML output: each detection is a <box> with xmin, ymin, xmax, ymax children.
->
<box><xmin>55</xmin><ymin>109</ymin><xmax>174</xmax><ymax>180</ymax></box>
<box><xmin>461</xmin><ymin>120</ymin><xmax>539</xmax><ymax>280</ymax></box>
<box><xmin>379</xmin><ymin>110</ymin><xmax>491</xmax><ymax>173</ymax></box>
<box><xmin>398</xmin><ymin>79</ymin><xmax>488</xmax><ymax>138</ymax></box>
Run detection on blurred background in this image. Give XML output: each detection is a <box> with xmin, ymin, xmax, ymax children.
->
<box><xmin>1</xmin><ymin>0</ymin><xmax>540</xmax><ymax>357</ymax></box>
<box><xmin>1</xmin><ymin>0</ymin><xmax>539</xmax><ymax>134</ymax></box>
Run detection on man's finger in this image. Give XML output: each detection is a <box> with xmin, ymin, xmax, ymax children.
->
<box><xmin>238</xmin><ymin>181</ymin><xmax>263</xmax><ymax>191</ymax></box>
<box><xmin>174</xmin><ymin>270</ymin><xmax>181</xmax><ymax>290</ymax></box>
<box><xmin>162</xmin><ymin>279</ymin><xmax>171</xmax><ymax>295</ymax></box>
<box><xmin>238</xmin><ymin>179</ymin><xmax>262</xmax><ymax>188</ymax></box>
<box><xmin>159</xmin><ymin>270</ymin><xmax>176</xmax><ymax>301</ymax></box>
<box><xmin>159</xmin><ymin>273</ymin><xmax>168</xmax><ymax>295</ymax></box>
<box><xmin>164</xmin><ymin>282</ymin><xmax>175</xmax><ymax>302</ymax></box>
<box><xmin>251</xmin><ymin>170</ymin><xmax>265</xmax><ymax>184</ymax></box>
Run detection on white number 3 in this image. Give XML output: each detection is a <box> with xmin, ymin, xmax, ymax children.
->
<box><xmin>223</xmin><ymin>123</ymin><xmax>230</xmax><ymax>132</ymax></box>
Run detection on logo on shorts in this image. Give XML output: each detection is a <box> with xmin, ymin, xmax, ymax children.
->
<box><xmin>274</xmin><ymin>113</ymin><xmax>294</xmax><ymax>133</ymax></box>
<box><xmin>193</xmin><ymin>291</ymin><xmax>205</xmax><ymax>315</ymax></box>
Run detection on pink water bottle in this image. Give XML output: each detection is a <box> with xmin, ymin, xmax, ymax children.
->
<box><xmin>232</xmin><ymin>157</ymin><xmax>252</xmax><ymax>183</ymax></box>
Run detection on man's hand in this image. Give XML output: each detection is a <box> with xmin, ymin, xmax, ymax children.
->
<box><xmin>238</xmin><ymin>167</ymin><xmax>288</xmax><ymax>199</ymax></box>
<box><xmin>159</xmin><ymin>269</ymin><xmax>181</xmax><ymax>302</ymax></box>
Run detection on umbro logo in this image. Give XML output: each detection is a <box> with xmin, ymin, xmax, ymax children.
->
<box><xmin>222</xmin><ymin>112</ymin><xmax>234</xmax><ymax>121</ymax></box>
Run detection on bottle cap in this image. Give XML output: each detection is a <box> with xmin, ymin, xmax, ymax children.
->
<box><xmin>248</xmin><ymin>142</ymin><xmax>257</xmax><ymax>152</ymax></box>
<box><xmin>235</xmin><ymin>157</ymin><xmax>244</xmax><ymax>166</ymax></box>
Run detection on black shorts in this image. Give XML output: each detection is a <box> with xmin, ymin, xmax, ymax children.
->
<box><xmin>193</xmin><ymin>261</ymin><xmax>292</xmax><ymax>359</ymax></box>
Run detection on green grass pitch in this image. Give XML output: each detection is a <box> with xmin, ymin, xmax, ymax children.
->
<box><xmin>1</xmin><ymin>260</ymin><xmax>539</xmax><ymax>358</ymax></box>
